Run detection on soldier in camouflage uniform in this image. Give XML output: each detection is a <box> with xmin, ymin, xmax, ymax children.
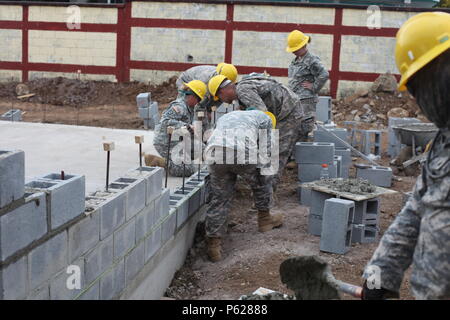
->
<box><xmin>286</xmin><ymin>30</ymin><xmax>329</xmax><ymax>141</ymax></box>
<box><xmin>208</xmin><ymin>74</ymin><xmax>305</xmax><ymax>190</ymax></box>
<box><xmin>203</xmin><ymin>110</ymin><xmax>283</xmax><ymax>262</ymax></box>
<box><xmin>146</xmin><ymin>80</ymin><xmax>207</xmax><ymax>177</ymax></box>
<box><xmin>362</xmin><ymin>12</ymin><xmax>450</xmax><ymax>300</ymax></box>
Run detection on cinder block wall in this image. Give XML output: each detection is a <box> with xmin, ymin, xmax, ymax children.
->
<box><xmin>0</xmin><ymin>1</ymin><xmax>447</xmax><ymax>97</ymax></box>
<box><xmin>0</xmin><ymin>149</ymin><xmax>209</xmax><ymax>300</ymax></box>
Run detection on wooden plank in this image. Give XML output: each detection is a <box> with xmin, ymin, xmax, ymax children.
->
<box><xmin>300</xmin><ymin>182</ymin><xmax>397</xmax><ymax>201</ymax></box>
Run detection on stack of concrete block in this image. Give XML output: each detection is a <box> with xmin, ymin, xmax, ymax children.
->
<box><xmin>316</xmin><ymin>96</ymin><xmax>332</xmax><ymax>124</ymax></box>
<box><xmin>307</xmin><ymin>190</ymin><xmax>335</xmax><ymax>235</ymax></box>
<box><xmin>136</xmin><ymin>93</ymin><xmax>160</xmax><ymax>130</ymax></box>
<box><xmin>352</xmin><ymin>129</ymin><xmax>382</xmax><ymax>156</ymax></box>
<box><xmin>295</xmin><ymin>142</ymin><xmax>336</xmax><ymax>183</ymax></box>
<box><xmin>320</xmin><ymin>198</ymin><xmax>354</xmax><ymax>254</ymax></box>
<box><xmin>349</xmin><ymin>197</ymin><xmax>379</xmax><ymax>243</ymax></box>
<box><xmin>0</xmin><ymin>109</ymin><xmax>22</xmax><ymax>122</ymax></box>
<box><xmin>356</xmin><ymin>164</ymin><xmax>393</xmax><ymax>187</ymax></box>
<box><xmin>335</xmin><ymin>148</ymin><xmax>351</xmax><ymax>178</ymax></box>
<box><xmin>388</xmin><ymin>117</ymin><xmax>422</xmax><ymax>158</ymax></box>
<box><xmin>313</xmin><ymin>127</ymin><xmax>349</xmax><ymax>149</ymax></box>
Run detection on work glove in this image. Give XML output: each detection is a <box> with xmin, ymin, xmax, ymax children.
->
<box><xmin>361</xmin><ymin>280</ymin><xmax>399</xmax><ymax>300</ymax></box>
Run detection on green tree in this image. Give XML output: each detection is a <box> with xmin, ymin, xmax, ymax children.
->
<box><xmin>435</xmin><ymin>0</ymin><xmax>450</xmax><ymax>8</ymax></box>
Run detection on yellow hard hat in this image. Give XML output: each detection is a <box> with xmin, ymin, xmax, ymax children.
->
<box><xmin>216</xmin><ymin>63</ymin><xmax>238</xmax><ymax>83</ymax></box>
<box><xmin>264</xmin><ymin>111</ymin><xmax>277</xmax><ymax>129</ymax></box>
<box><xmin>395</xmin><ymin>12</ymin><xmax>450</xmax><ymax>91</ymax></box>
<box><xmin>208</xmin><ymin>74</ymin><xmax>229</xmax><ymax>101</ymax></box>
<box><xmin>286</xmin><ymin>30</ymin><xmax>310</xmax><ymax>53</ymax></box>
<box><xmin>184</xmin><ymin>80</ymin><xmax>207</xmax><ymax>100</ymax></box>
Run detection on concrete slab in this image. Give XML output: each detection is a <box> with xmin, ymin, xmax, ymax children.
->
<box><xmin>0</xmin><ymin>122</ymin><xmax>183</xmax><ymax>194</ymax></box>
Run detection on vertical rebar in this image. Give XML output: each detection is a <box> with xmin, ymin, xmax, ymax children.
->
<box><xmin>106</xmin><ymin>151</ymin><xmax>110</xmax><ymax>191</ymax></box>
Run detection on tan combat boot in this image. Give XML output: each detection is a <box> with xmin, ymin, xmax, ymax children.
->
<box><xmin>258</xmin><ymin>210</ymin><xmax>283</xmax><ymax>232</ymax></box>
<box><xmin>144</xmin><ymin>154</ymin><xmax>166</xmax><ymax>168</ymax></box>
<box><xmin>206</xmin><ymin>237</ymin><xmax>222</xmax><ymax>262</ymax></box>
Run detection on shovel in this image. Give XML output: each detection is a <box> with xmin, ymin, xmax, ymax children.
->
<box><xmin>279</xmin><ymin>256</ymin><xmax>363</xmax><ymax>300</ymax></box>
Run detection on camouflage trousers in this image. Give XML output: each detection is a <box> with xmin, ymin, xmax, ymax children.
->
<box><xmin>205</xmin><ymin>163</ymin><xmax>272</xmax><ymax>237</ymax></box>
<box><xmin>154</xmin><ymin>143</ymin><xmax>198</xmax><ymax>177</ymax></box>
<box><xmin>297</xmin><ymin>97</ymin><xmax>317</xmax><ymax>142</ymax></box>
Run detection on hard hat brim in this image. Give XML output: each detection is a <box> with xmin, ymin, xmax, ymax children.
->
<box><xmin>286</xmin><ymin>36</ymin><xmax>309</xmax><ymax>53</ymax></box>
<box><xmin>397</xmin><ymin>38</ymin><xmax>450</xmax><ymax>91</ymax></box>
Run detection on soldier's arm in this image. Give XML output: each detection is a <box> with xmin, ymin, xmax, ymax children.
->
<box><xmin>362</xmin><ymin>178</ymin><xmax>423</xmax><ymax>294</ymax></box>
<box><xmin>310</xmin><ymin>60</ymin><xmax>329</xmax><ymax>94</ymax></box>
<box><xmin>162</xmin><ymin>104</ymin><xmax>190</xmax><ymax>129</ymax></box>
<box><xmin>236</xmin><ymin>83</ymin><xmax>268</xmax><ymax>111</ymax></box>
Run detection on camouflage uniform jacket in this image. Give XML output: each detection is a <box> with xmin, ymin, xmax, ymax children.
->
<box><xmin>236</xmin><ymin>76</ymin><xmax>303</xmax><ymax>122</ymax></box>
<box><xmin>153</xmin><ymin>98</ymin><xmax>194</xmax><ymax>147</ymax></box>
<box><xmin>288</xmin><ymin>51</ymin><xmax>329</xmax><ymax>100</ymax></box>
<box><xmin>363</xmin><ymin>128</ymin><xmax>450</xmax><ymax>299</ymax></box>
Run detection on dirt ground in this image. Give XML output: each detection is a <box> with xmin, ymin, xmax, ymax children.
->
<box><xmin>0</xmin><ymin>78</ymin><xmax>419</xmax><ymax>300</ymax></box>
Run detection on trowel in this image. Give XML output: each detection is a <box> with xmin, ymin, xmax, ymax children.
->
<box><xmin>279</xmin><ymin>256</ymin><xmax>363</xmax><ymax>300</ymax></box>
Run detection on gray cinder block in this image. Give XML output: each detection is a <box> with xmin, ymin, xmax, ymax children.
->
<box><xmin>356</xmin><ymin>165</ymin><xmax>393</xmax><ymax>187</ymax></box>
<box><xmin>351</xmin><ymin>224</ymin><xmax>378</xmax><ymax>243</ymax></box>
<box><xmin>310</xmin><ymin>190</ymin><xmax>335</xmax><ymax>217</ymax></box>
<box><xmin>295</xmin><ymin>142</ymin><xmax>335</xmax><ymax>164</ymax></box>
<box><xmin>0</xmin><ymin>256</ymin><xmax>28</xmax><ymax>299</ymax></box>
<box><xmin>29</xmin><ymin>231</ymin><xmax>69</xmax><ymax>290</ymax></box>
<box><xmin>49</xmin><ymin>257</ymin><xmax>84</xmax><ymax>300</ymax></box>
<box><xmin>135</xmin><ymin>201</ymin><xmax>156</xmax><ymax>242</ymax></box>
<box><xmin>314</xmin><ymin>128</ymin><xmax>349</xmax><ymax>149</ymax></box>
<box><xmin>144</xmin><ymin>226</ymin><xmax>161</xmax><ymax>263</ymax></box>
<box><xmin>138</xmin><ymin>107</ymin><xmax>151</xmax><ymax>119</ymax></box>
<box><xmin>146</xmin><ymin>167</ymin><xmax>163</xmax><ymax>204</ymax></box>
<box><xmin>335</xmin><ymin>148</ymin><xmax>351</xmax><ymax>165</ymax></box>
<box><xmin>351</xmin><ymin>198</ymin><xmax>380</xmax><ymax>224</ymax></box>
<box><xmin>113</xmin><ymin>219</ymin><xmax>136</xmax><ymax>260</ymax></box>
<box><xmin>334</xmin><ymin>155</ymin><xmax>342</xmax><ymax>178</ymax></box>
<box><xmin>308</xmin><ymin>214</ymin><xmax>322</xmax><ymax>236</ymax></box>
<box><xmin>99</xmin><ymin>191</ymin><xmax>126</xmax><ymax>240</ymax></box>
<box><xmin>125</xmin><ymin>241</ymin><xmax>145</xmax><ymax>285</ymax></box>
<box><xmin>84</xmin><ymin>235</ymin><xmax>114</xmax><ymax>285</ymax></box>
<box><xmin>0</xmin><ymin>150</ymin><xmax>25</xmax><ymax>208</ymax></box>
<box><xmin>0</xmin><ymin>192</ymin><xmax>47</xmax><ymax>262</ymax></box>
<box><xmin>136</xmin><ymin>93</ymin><xmax>151</xmax><ymax>109</ymax></box>
<box><xmin>100</xmin><ymin>259</ymin><xmax>125</xmax><ymax>300</ymax></box>
<box><xmin>68</xmin><ymin>211</ymin><xmax>100</xmax><ymax>262</ymax></box>
<box><xmin>78</xmin><ymin>281</ymin><xmax>100</xmax><ymax>300</ymax></box>
<box><xmin>170</xmin><ymin>194</ymin><xmax>189</xmax><ymax>229</ymax></box>
<box><xmin>1</xmin><ymin>109</ymin><xmax>22</xmax><ymax>121</ymax></box>
<box><xmin>27</xmin><ymin>283</ymin><xmax>50</xmax><ymax>300</ymax></box>
<box><xmin>320</xmin><ymin>198</ymin><xmax>354</xmax><ymax>255</ymax></box>
<box><xmin>111</xmin><ymin>177</ymin><xmax>146</xmax><ymax>221</ymax></box>
<box><xmin>155</xmin><ymin>188</ymin><xmax>170</xmax><ymax>224</ymax></box>
<box><xmin>316</xmin><ymin>96</ymin><xmax>332</xmax><ymax>123</ymax></box>
<box><xmin>298</xmin><ymin>186</ymin><xmax>312</xmax><ymax>206</ymax></box>
<box><xmin>161</xmin><ymin>211</ymin><xmax>176</xmax><ymax>244</ymax></box>
<box><xmin>298</xmin><ymin>162</ymin><xmax>337</xmax><ymax>182</ymax></box>
<box><xmin>27</xmin><ymin>173</ymin><xmax>86</xmax><ymax>229</ymax></box>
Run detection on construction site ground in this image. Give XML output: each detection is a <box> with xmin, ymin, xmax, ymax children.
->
<box><xmin>0</xmin><ymin>78</ymin><xmax>419</xmax><ymax>300</ymax></box>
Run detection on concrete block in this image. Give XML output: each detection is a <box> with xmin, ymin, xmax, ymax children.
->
<box><xmin>84</xmin><ymin>235</ymin><xmax>113</xmax><ymax>284</ymax></box>
<box><xmin>310</xmin><ymin>190</ymin><xmax>335</xmax><ymax>217</ymax></box>
<box><xmin>0</xmin><ymin>109</ymin><xmax>22</xmax><ymax>121</ymax></box>
<box><xmin>298</xmin><ymin>186</ymin><xmax>312</xmax><ymax>206</ymax></box>
<box><xmin>170</xmin><ymin>194</ymin><xmax>189</xmax><ymax>229</ymax></box>
<box><xmin>313</xmin><ymin>128</ymin><xmax>349</xmax><ymax>149</ymax></box>
<box><xmin>138</xmin><ymin>107</ymin><xmax>151</xmax><ymax>119</ymax></box>
<box><xmin>361</xmin><ymin>130</ymin><xmax>382</xmax><ymax>156</ymax></box>
<box><xmin>298</xmin><ymin>162</ymin><xmax>337</xmax><ymax>182</ymax></box>
<box><xmin>135</xmin><ymin>201</ymin><xmax>155</xmax><ymax>242</ymax></box>
<box><xmin>68</xmin><ymin>211</ymin><xmax>100</xmax><ymax>262</ymax></box>
<box><xmin>125</xmin><ymin>241</ymin><xmax>145</xmax><ymax>285</ymax></box>
<box><xmin>0</xmin><ymin>150</ymin><xmax>25</xmax><ymax>208</ymax></box>
<box><xmin>146</xmin><ymin>167</ymin><xmax>163</xmax><ymax>204</ymax></box>
<box><xmin>0</xmin><ymin>256</ymin><xmax>28</xmax><ymax>299</ymax></box>
<box><xmin>99</xmin><ymin>191</ymin><xmax>126</xmax><ymax>240</ymax></box>
<box><xmin>316</xmin><ymin>96</ymin><xmax>332</xmax><ymax>123</ymax></box>
<box><xmin>27</xmin><ymin>173</ymin><xmax>86</xmax><ymax>229</ymax></box>
<box><xmin>100</xmin><ymin>259</ymin><xmax>125</xmax><ymax>300</ymax></box>
<box><xmin>295</xmin><ymin>142</ymin><xmax>335</xmax><ymax>164</ymax></box>
<box><xmin>49</xmin><ymin>257</ymin><xmax>84</xmax><ymax>300</ymax></box>
<box><xmin>351</xmin><ymin>224</ymin><xmax>378</xmax><ymax>243</ymax></box>
<box><xmin>27</xmin><ymin>283</ymin><xmax>50</xmax><ymax>300</ymax></box>
<box><xmin>150</xmin><ymin>102</ymin><xmax>160</xmax><ymax>123</ymax></box>
<box><xmin>111</xmin><ymin>177</ymin><xmax>146</xmax><ymax>221</ymax></box>
<box><xmin>155</xmin><ymin>188</ymin><xmax>170</xmax><ymax>224</ymax></box>
<box><xmin>29</xmin><ymin>231</ymin><xmax>68</xmax><ymax>290</ymax></box>
<box><xmin>350</xmin><ymin>198</ymin><xmax>380</xmax><ymax>224</ymax></box>
<box><xmin>143</xmin><ymin>118</ymin><xmax>157</xmax><ymax>130</ymax></box>
<box><xmin>0</xmin><ymin>192</ymin><xmax>47</xmax><ymax>261</ymax></box>
<box><xmin>161</xmin><ymin>211</ymin><xmax>176</xmax><ymax>244</ymax></box>
<box><xmin>308</xmin><ymin>214</ymin><xmax>322</xmax><ymax>236</ymax></box>
<box><xmin>144</xmin><ymin>226</ymin><xmax>161</xmax><ymax>263</ymax></box>
<box><xmin>136</xmin><ymin>92</ymin><xmax>150</xmax><ymax>109</ymax></box>
<box><xmin>335</xmin><ymin>147</ymin><xmax>351</xmax><ymax>165</ymax></box>
<box><xmin>113</xmin><ymin>219</ymin><xmax>136</xmax><ymax>259</ymax></box>
<box><xmin>334</xmin><ymin>155</ymin><xmax>342</xmax><ymax>178</ymax></box>
<box><xmin>356</xmin><ymin>165</ymin><xmax>392</xmax><ymax>187</ymax></box>
<box><xmin>78</xmin><ymin>282</ymin><xmax>99</xmax><ymax>300</ymax></box>
<box><xmin>320</xmin><ymin>198</ymin><xmax>354</xmax><ymax>255</ymax></box>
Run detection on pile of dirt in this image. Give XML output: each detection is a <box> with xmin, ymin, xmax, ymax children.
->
<box><xmin>0</xmin><ymin>76</ymin><xmax>178</xmax><ymax>107</ymax></box>
<box><xmin>333</xmin><ymin>73</ymin><xmax>424</xmax><ymax>127</ymax></box>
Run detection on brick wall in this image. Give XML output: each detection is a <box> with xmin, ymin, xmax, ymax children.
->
<box><xmin>0</xmin><ymin>149</ymin><xmax>209</xmax><ymax>300</ymax></box>
<box><xmin>0</xmin><ymin>1</ymin><xmax>448</xmax><ymax>97</ymax></box>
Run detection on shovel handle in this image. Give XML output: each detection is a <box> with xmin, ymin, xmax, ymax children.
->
<box><xmin>335</xmin><ymin>280</ymin><xmax>363</xmax><ymax>299</ymax></box>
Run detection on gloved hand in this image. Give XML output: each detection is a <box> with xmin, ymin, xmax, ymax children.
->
<box><xmin>361</xmin><ymin>281</ymin><xmax>398</xmax><ymax>300</ymax></box>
